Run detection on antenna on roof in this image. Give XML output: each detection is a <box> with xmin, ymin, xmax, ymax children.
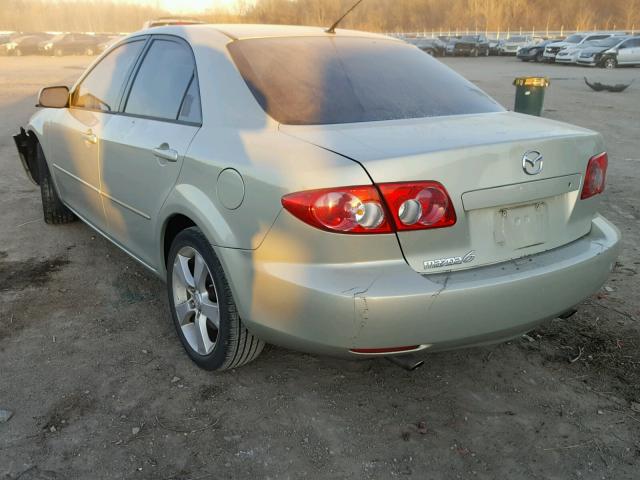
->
<box><xmin>326</xmin><ymin>0</ymin><xmax>365</xmax><ymax>34</ymax></box>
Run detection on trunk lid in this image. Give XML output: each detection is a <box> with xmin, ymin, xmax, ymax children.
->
<box><xmin>281</xmin><ymin>111</ymin><xmax>604</xmax><ymax>273</ymax></box>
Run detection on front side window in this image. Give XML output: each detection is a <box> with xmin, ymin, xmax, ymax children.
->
<box><xmin>72</xmin><ymin>40</ymin><xmax>144</xmax><ymax>112</ymax></box>
<box><xmin>228</xmin><ymin>36</ymin><xmax>503</xmax><ymax>125</ymax></box>
<box><xmin>124</xmin><ymin>39</ymin><xmax>197</xmax><ymax>121</ymax></box>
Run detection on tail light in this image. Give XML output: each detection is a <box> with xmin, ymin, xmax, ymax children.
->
<box><xmin>378</xmin><ymin>181</ymin><xmax>456</xmax><ymax>231</ymax></box>
<box><xmin>281</xmin><ymin>182</ymin><xmax>456</xmax><ymax>234</ymax></box>
<box><xmin>581</xmin><ymin>152</ymin><xmax>608</xmax><ymax>200</ymax></box>
<box><xmin>281</xmin><ymin>185</ymin><xmax>392</xmax><ymax>234</ymax></box>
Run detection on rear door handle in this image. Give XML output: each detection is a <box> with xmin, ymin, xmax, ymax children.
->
<box><xmin>152</xmin><ymin>143</ymin><xmax>178</xmax><ymax>162</ymax></box>
<box><xmin>82</xmin><ymin>129</ymin><xmax>97</xmax><ymax>144</ymax></box>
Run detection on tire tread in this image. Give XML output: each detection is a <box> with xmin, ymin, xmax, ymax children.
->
<box><xmin>37</xmin><ymin>144</ymin><xmax>76</xmax><ymax>225</ymax></box>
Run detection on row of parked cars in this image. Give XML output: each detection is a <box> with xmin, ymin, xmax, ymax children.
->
<box><xmin>0</xmin><ymin>32</ymin><xmax>123</xmax><ymax>56</ymax></box>
<box><xmin>404</xmin><ymin>31</ymin><xmax>639</xmax><ymax>69</ymax></box>
<box><xmin>404</xmin><ymin>34</ymin><xmax>547</xmax><ymax>57</ymax></box>
<box><xmin>538</xmin><ymin>32</ymin><xmax>640</xmax><ymax>68</ymax></box>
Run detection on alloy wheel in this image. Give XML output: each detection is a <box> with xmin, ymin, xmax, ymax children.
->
<box><xmin>172</xmin><ymin>246</ymin><xmax>220</xmax><ymax>356</ymax></box>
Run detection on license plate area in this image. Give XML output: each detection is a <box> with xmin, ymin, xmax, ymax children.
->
<box><xmin>494</xmin><ymin>202</ymin><xmax>547</xmax><ymax>249</ymax></box>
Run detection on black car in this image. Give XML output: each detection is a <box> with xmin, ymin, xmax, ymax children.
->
<box><xmin>40</xmin><ymin>33</ymin><xmax>101</xmax><ymax>56</ymax></box>
<box><xmin>445</xmin><ymin>35</ymin><xmax>490</xmax><ymax>56</ymax></box>
<box><xmin>517</xmin><ymin>40</ymin><xmax>554</xmax><ymax>62</ymax></box>
<box><xmin>0</xmin><ymin>35</ymin><xmax>44</xmax><ymax>56</ymax></box>
<box><xmin>413</xmin><ymin>37</ymin><xmax>446</xmax><ymax>56</ymax></box>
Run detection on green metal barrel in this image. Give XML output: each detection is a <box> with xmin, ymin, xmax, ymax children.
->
<box><xmin>513</xmin><ymin>77</ymin><xmax>550</xmax><ymax>116</ymax></box>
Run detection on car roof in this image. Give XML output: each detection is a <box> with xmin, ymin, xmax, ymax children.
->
<box><xmin>137</xmin><ymin>23</ymin><xmax>394</xmax><ymax>42</ymax></box>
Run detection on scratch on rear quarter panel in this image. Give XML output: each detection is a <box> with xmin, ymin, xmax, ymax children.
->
<box><xmin>350</xmin><ymin>275</ymin><xmax>381</xmax><ymax>345</ymax></box>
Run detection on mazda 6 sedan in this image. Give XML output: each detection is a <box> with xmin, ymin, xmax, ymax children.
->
<box><xmin>14</xmin><ymin>24</ymin><xmax>620</xmax><ymax>371</ymax></box>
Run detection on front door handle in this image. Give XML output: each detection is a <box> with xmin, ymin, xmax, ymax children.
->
<box><xmin>152</xmin><ymin>143</ymin><xmax>178</xmax><ymax>162</ymax></box>
<box><xmin>82</xmin><ymin>129</ymin><xmax>97</xmax><ymax>144</ymax></box>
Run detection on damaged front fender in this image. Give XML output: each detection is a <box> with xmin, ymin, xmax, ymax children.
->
<box><xmin>13</xmin><ymin>127</ymin><xmax>40</xmax><ymax>185</ymax></box>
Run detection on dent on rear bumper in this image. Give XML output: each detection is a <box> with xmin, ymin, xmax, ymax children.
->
<box><xmin>224</xmin><ymin>215</ymin><xmax>620</xmax><ymax>357</ymax></box>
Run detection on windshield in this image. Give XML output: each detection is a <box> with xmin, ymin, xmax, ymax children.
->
<box><xmin>565</xmin><ymin>35</ymin><xmax>585</xmax><ymax>43</ymax></box>
<box><xmin>508</xmin><ymin>36</ymin><xmax>527</xmax><ymax>42</ymax></box>
<box><xmin>592</xmin><ymin>37</ymin><xmax>624</xmax><ymax>47</ymax></box>
<box><xmin>228</xmin><ymin>36</ymin><xmax>503</xmax><ymax>125</ymax></box>
<box><xmin>460</xmin><ymin>36</ymin><xmax>477</xmax><ymax>41</ymax></box>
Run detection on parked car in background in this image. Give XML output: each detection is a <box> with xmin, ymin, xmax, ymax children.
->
<box><xmin>40</xmin><ymin>33</ymin><xmax>102</xmax><ymax>56</ymax></box>
<box><xmin>143</xmin><ymin>18</ymin><xmax>204</xmax><ymax>28</ymax></box>
<box><xmin>575</xmin><ymin>36</ymin><xmax>630</xmax><ymax>67</ymax></box>
<box><xmin>517</xmin><ymin>39</ymin><xmax>555</xmax><ymax>62</ymax></box>
<box><xmin>445</xmin><ymin>35</ymin><xmax>490</xmax><ymax>56</ymax></box>
<box><xmin>487</xmin><ymin>38</ymin><xmax>501</xmax><ymax>55</ymax></box>
<box><xmin>14</xmin><ymin>25</ymin><xmax>620</xmax><ymax>371</ymax></box>
<box><xmin>413</xmin><ymin>37</ymin><xmax>446</xmax><ymax>56</ymax></box>
<box><xmin>97</xmin><ymin>34</ymin><xmax>125</xmax><ymax>53</ymax></box>
<box><xmin>544</xmin><ymin>32</ymin><xmax>624</xmax><ymax>62</ymax></box>
<box><xmin>596</xmin><ymin>36</ymin><xmax>640</xmax><ymax>68</ymax></box>
<box><xmin>499</xmin><ymin>36</ymin><xmax>531</xmax><ymax>55</ymax></box>
<box><xmin>0</xmin><ymin>35</ymin><xmax>43</xmax><ymax>56</ymax></box>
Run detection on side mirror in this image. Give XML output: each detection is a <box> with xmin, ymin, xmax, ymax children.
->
<box><xmin>37</xmin><ymin>86</ymin><xmax>69</xmax><ymax>108</ymax></box>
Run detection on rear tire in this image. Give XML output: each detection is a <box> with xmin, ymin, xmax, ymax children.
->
<box><xmin>167</xmin><ymin>227</ymin><xmax>265</xmax><ymax>371</ymax></box>
<box><xmin>37</xmin><ymin>144</ymin><xmax>76</xmax><ymax>224</ymax></box>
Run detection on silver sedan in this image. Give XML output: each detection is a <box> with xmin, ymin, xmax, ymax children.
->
<box><xmin>14</xmin><ymin>25</ymin><xmax>620</xmax><ymax>370</ymax></box>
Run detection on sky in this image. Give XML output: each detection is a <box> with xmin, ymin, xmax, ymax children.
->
<box><xmin>141</xmin><ymin>0</ymin><xmax>242</xmax><ymax>13</ymax></box>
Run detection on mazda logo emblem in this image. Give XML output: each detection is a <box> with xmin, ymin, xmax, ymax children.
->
<box><xmin>522</xmin><ymin>150</ymin><xmax>543</xmax><ymax>175</ymax></box>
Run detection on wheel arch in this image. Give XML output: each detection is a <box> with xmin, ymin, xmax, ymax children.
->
<box><xmin>158</xmin><ymin>184</ymin><xmax>237</xmax><ymax>272</ymax></box>
<box><xmin>162</xmin><ymin>213</ymin><xmax>197</xmax><ymax>269</ymax></box>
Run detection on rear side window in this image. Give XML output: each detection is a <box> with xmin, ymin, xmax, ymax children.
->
<box><xmin>72</xmin><ymin>40</ymin><xmax>144</xmax><ymax>112</ymax></box>
<box><xmin>178</xmin><ymin>74</ymin><xmax>202</xmax><ymax>123</ymax></box>
<box><xmin>228</xmin><ymin>36</ymin><xmax>503</xmax><ymax>125</ymax></box>
<box><xmin>125</xmin><ymin>39</ymin><xmax>198</xmax><ymax>122</ymax></box>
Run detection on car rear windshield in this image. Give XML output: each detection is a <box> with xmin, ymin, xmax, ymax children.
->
<box><xmin>227</xmin><ymin>36</ymin><xmax>503</xmax><ymax>125</ymax></box>
<box><xmin>565</xmin><ymin>35</ymin><xmax>585</xmax><ymax>43</ymax></box>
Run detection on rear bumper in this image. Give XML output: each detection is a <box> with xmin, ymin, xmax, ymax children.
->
<box><xmin>231</xmin><ymin>215</ymin><xmax>620</xmax><ymax>357</ymax></box>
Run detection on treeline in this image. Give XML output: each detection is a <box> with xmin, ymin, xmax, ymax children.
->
<box><xmin>234</xmin><ymin>0</ymin><xmax>638</xmax><ymax>32</ymax></box>
<box><xmin>0</xmin><ymin>0</ymin><xmax>164</xmax><ymax>32</ymax></box>
<box><xmin>1</xmin><ymin>0</ymin><xmax>638</xmax><ymax>33</ymax></box>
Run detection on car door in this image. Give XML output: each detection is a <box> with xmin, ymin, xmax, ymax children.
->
<box><xmin>100</xmin><ymin>36</ymin><xmax>201</xmax><ymax>268</ymax></box>
<box><xmin>630</xmin><ymin>39</ymin><xmax>640</xmax><ymax>64</ymax></box>
<box><xmin>618</xmin><ymin>38</ymin><xmax>640</xmax><ymax>64</ymax></box>
<box><xmin>47</xmin><ymin>38</ymin><xmax>145</xmax><ymax>231</ymax></box>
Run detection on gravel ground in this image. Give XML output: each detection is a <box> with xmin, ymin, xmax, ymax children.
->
<box><xmin>0</xmin><ymin>54</ymin><xmax>639</xmax><ymax>480</ymax></box>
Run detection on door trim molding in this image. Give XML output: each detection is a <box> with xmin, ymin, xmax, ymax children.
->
<box><xmin>53</xmin><ymin>162</ymin><xmax>151</xmax><ymax>220</ymax></box>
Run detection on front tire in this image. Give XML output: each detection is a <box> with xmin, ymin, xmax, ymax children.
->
<box><xmin>602</xmin><ymin>58</ymin><xmax>617</xmax><ymax>69</ymax></box>
<box><xmin>37</xmin><ymin>144</ymin><xmax>76</xmax><ymax>224</ymax></box>
<box><xmin>167</xmin><ymin>227</ymin><xmax>264</xmax><ymax>371</ymax></box>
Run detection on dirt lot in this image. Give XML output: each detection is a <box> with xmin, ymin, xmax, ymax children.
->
<box><xmin>0</xmin><ymin>54</ymin><xmax>639</xmax><ymax>480</ymax></box>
